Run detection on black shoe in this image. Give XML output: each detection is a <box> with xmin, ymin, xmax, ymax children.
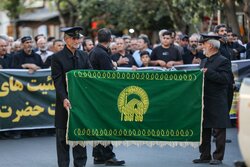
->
<box><xmin>209</xmin><ymin>159</ymin><xmax>222</xmax><ymax>165</ymax></box>
<box><xmin>105</xmin><ymin>157</ymin><xmax>125</xmax><ymax>166</ymax></box>
<box><xmin>234</xmin><ymin>160</ymin><xmax>247</xmax><ymax>167</ymax></box>
<box><xmin>193</xmin><ymin>158</ymin><xmax>211</xmax><ymax>163</ymax></box>
<box><xmin>93</xmin><ymin>158</ymin><xmax>106</xmax><ymax>164</ymax></box>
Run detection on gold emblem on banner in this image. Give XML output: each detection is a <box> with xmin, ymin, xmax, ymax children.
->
<box><xmin>117</xmin><ymin>86</ymin><xmax>149</xmax><ymax>122</ymax></box>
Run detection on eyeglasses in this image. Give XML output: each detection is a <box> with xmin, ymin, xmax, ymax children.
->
<box><xmin>189</xmin><ymin>41</ymin><xmax>198</xmax><ymax>43</ymax></box>
<box><xmin>70</xmin><ymin>37</ymin><xmax>80</xmax><ymax>40</ymax></box>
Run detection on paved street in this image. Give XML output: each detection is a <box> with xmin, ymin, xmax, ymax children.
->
<box><xmin>0</xmin><ymin>128</ymin><xmax>243</xmax><ymax>167</ymax></box>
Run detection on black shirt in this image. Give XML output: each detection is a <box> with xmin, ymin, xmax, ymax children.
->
<box><xmin>111</xmin><ymin>53</ymin><xmax>137</xmax><ymax>67</ymax></box>
<box><xmin>11</xmin><ymin>50</ymin><xmax>43</xmax><ymax>69</ymax></box>
<box><xmin>0</xmin><ymin>54</ymin><xmax>12</xmax><ymax>69</ymax></box>
<box><xmin>151</xmin><ymin>45</ymin><xmax>182</xmax><ymax>63</ymax></box>
<box><xmin>51</xmin><ymin>46</ymin><xmax>92</xmax><ymax>128</ymax></box>
<box><xmin>183</xmin><ymin>47</ymin><xmax>205</xmax><ymax>64</ymax></box>
<box><xmin>89</xmin><ymin>44</ymin><xmax>114</xmax><ymax>70</ymax></box>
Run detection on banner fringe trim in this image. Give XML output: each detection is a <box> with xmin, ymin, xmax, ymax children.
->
<box><xmin>67</xmin><ymin>140</ymin><xmax>200</xmax><ymax>148</ymax></box>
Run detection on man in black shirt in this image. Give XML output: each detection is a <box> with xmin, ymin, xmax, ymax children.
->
<box><xmin>11</xmin><ymin>36</ymin><xmax>43</xmax><ymax>73</ymax></box>
<box><xmin>111</xmin><ymin>37</ymin><xmax>137</xmax><ymax>68</ymax></box>
<box><xmin>151</xmin><ymin>31</ymin><xmax>183</xmax><ymax>68</ymax></box>
<box><xmin>89</xmin><ymin>28</ymin><xmax>125</xmax><ymax>166</ymax></box>
<box><xmin>182</xmin><ymin>35</ymin><xmax>205</xmax><ymax>64</ymax></box>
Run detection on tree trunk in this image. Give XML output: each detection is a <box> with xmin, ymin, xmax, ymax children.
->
<box><xmin>243</xmin><ymin>0</ymin><xmax>250</xmax><ymax>21</ymax></box>
<box><xmin>243</xmin><ymin>0</ymin><xmax>250</xmax><ymax>39</ymax></box>
<box><xmin>55</xmin><ymin>0</ymin><xmax>66</xmax><ymax>27</ymax></box>
<box><xmin>223</xmin><ymin>0</ymin><xmax>240</xmax><ymax>35</ymax></box>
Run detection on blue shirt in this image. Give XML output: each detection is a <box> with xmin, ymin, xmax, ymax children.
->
<box><xmin>132</xmin><ymin>48</ymin><xmax>152</xmax><ymax>67</ymax></box>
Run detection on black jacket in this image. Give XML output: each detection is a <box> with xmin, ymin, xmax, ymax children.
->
<box><xmin>89</xmin><ymin>44</ymin><xmax>114</xmax><ymax>70</ymax></box>
<box><xmin>11</xmin><ymin>50</ymin><xmax>43</xmax><ymax>69</ymax></box>
<box><xmin>200</xmin><ymin>52</ymin><xmax>231</xmax><ymax>128</ymax></box>
<box><xmin>0</xmin><ymin>54</ymin><xmax>12</xmax><ymax>69</ymax></box>
<box><xmin>51</xmin><ymin>46</ymin><xmax>92</xmax><ymax>128</ymax></box>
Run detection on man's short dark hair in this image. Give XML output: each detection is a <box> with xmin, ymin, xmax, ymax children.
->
<box><xmin>34</xmin><ymin>34</ymin><xmax>44</xmax><ymax>42</ymax></box>
<box><xmin>214</xmin><ymin>24</ymin><xmax>227</xmax><ymax>33</ymax></box>
<box><xmin>140</xmin><ymin>50</ymin><xmax>150</xmax><ymax>57</ymax></box>
<box><xmin>138</xmin><ymin>36</ymin><xmax>150</xmax><ymax>46</ymax></box>
<box><xmin>53</xmin><ymin>39</ymin><xmax>63</xmax><ymax>46</ymax></box>
<box><xmin>82</xmin><ymin>37</ymin><xmax>93</xmax><ymax>47</ymax></box>
<box><xmin>97</xmin><ymin>28</ymin><xmax>112</xmax><ymax>43</ymax></box>
<box><xmin>162</xmin><ymin>31</ymin><xmax>172</xmax><ymax>37</ymax></box>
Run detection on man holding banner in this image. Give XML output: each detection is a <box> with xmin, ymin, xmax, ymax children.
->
<box><xmin>51</xmin><ymin>26</ymin><xmax>92</xmax><ymax>167</ymax></box>
<box><xmin>89</xmin><ymin>28</ymin><xmax>125</xmax><ymax>166</ymax></box>
<box><xmin>193</xmin><ymin>34</ymin><xmax>232</xmax><ymax>165</ymax></box>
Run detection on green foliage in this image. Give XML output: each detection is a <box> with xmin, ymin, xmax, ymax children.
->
<box><xmin>1</xmin><ymin>0</ymin><xmax>239</xmax><ymax>34</ymax></box>
<box><xmin>77</xmin><ymin>0</ymin><xmax>221</xmax><ymax>33</ymax></box>
<box><xmin>0</xmin><ymin>0</ymin><xmax>25</xmax><ymax>19</ymax></box>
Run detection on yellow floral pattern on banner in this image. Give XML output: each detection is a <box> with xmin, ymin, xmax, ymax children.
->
<box><xmin>73</xmin><ymin>71</ymin><xmax>197</xmax><ymax>81</ymax></box>
<box><xmin>73</xmin><ymin>128</ymin><xmax>194</xmax><ymax>137</ymax></box>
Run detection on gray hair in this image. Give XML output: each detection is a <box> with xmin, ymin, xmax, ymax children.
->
<box><xmin>158</xmin><ymin>29</ymin><xmax>168</xmax><ymax>38</ymax></box>
<box><xmin>207</xmin><ymin>39</ymin><xmax>220</xmax><ymax>49</ymax></box>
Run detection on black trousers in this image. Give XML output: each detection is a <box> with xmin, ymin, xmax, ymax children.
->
<box><xmin>228</xmin><ymin>84</ymin><xmax>234</xmax><ymax>112</ymax></box>
<box><xmin>199</xmin><ymin>128</ymin><xmax>226</xmax><ymax>161</ymax></box>
<box><xmin>56</xmin><ymin>128</ymin><xmax>87</xmax><ymax>167</ymax></box>
<box><xmin>92</xmin><ymin>144</ymin><xmax>115</xmax><ymax>160</ymax></box>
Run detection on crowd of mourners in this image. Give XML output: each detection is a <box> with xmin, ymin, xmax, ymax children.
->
<box><xmin>0</xmin><ymin>24</ymin><xmax>249</xmax><ymax>72</ymax></box>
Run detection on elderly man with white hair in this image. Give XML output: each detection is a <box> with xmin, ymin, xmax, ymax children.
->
<box><xmin>193</xmin><ymin>34</ymin><xmax>232</xmax><ymax>165</ymax></box>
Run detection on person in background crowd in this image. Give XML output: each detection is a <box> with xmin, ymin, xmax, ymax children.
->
<box><xmin>129</xmin><ymin>38</ymin><xmax>138</xmax><ymax>54</ymax></box>
<box><xmin>182</xmin><ymin>34</ymin><xmax>205</xmax><ymax>64</ymax></box>
<box><xmin>43</xmin><ymin>39</ymin><xmax>64</xmax><ymax>68</ymax></box>
<box><xmin>82</xmin><ymin>38</ymin><xmax>94</xmax><ymax>53</ymax></box>
<box><xmin>0</xmin><ymin>37</ymin><xmax>12</xmax><ymax>69</ymax></box>
<box><xmin>179</xmin><ymin>34</ymin><xmax>189</xmax><ymax>48</ymax></box>
<box><xmin>132</xmin><ymin>35</ymin><xmax>152</xmax><ymax>67</ymax></box>
<box><xmin>111</xmin><ymin>34</ymin><xmax>116</xmax><ymax>42</ymax></box>
<box><xmin>193</xmin><ymin>34</ymin><xmax>232</xmax><ymax>165</ymax></box>
<box><xmin>7</xmin><ymin>36</ymin><xmax>14</xmax><ymax>54</ymax></box>
<box><xmin>36</xmin><ymin>37</ymin><xmax>54</xmax><ymax>64</ymax></box>
<box><xmin>109</xmin><ymin>41</ymin><xmax>118</xmax><ymax>55</ymax></box>
<box><xmin>51</xmin><ymin>26</ymin><xmax>92</xmax><ymax>167</ymax></box>
<box><xmin>214</xmin><ymin>24</ymin><xmax>235</xmax><ymax>117</ymax></box>
<box><xmin>140</xmin><ymin>50</ymin><xmax>151</xmax><ymax>67</ymax></box>
<box><xmin>11</xmin><ymin>40</ymin><xmax>22</xmax><ymax>54</ymax></box>
<box><xmin>34</xmin><ymin>34</ymin><xmax>45</xmax><ymax>52</ymax></box>
<box><xmin>47</xmin><ymin>37</ymin><xmax>56</xmax><ymax>52</ymax></box>
<box><xmin>214</xmin><ymin>24</ymin><xmax>233</xmax><ymax>60</ymax></box>
<box><xmin>232</xmin><ymin>33</ymin><xmax>247</xmax><ymax>59</ymax></box>
<box><xmin>52</xmin><ymin>39</ymin><xmax>65</xmax><ymax>53</ymax></box>
<box><xmin>168</xmin><ymin>29</ymin><xmax>185</xmax><ymax>59</ymax></box>
<box><xmin>174</xmin><ymin>31</ymin><xmax>183</xmax><ymax>46</ymax></box>
<box><xmin>111</xmin><ymin>37</ymin><xmax>137</xmax><ymax>69</ymax></box>
<box><xmin>226</xmin><ymin>29</ymin><xmax>245</xmax><ymax>60</ymax></box>
<box><xmin>150</xmin><ymin>30</ymin><xmax>183</xmax><ymax>68</ymax></box>
<box><xmin>89</xmin><ymin>28</ymin><xmax>125</xmax><ymax>166</ymax></box>
<box><xmin>78</xmin><ymin>34</ymin><xmax>85</xmax><ymax>50</ymax></box>
<box><xmin>122</xmin><ymin>35</ymin><xmax>131</xmax><ymax>54</ymax></box>
<box><xmin>47</xmin><ymin>36</ymin><xmax>56</xmax><ymax>42</ymax></box>
<box><xmin>12</xmin><ymin>36</ymin><xmax>43</xmax><ymax>73</ymax></box>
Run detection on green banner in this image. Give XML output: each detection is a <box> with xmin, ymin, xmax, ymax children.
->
<box><xmin>0</xmin><ymin>69</ymin><xmax>55</xmax><ymax>131</ymax></box>
<box><xmin>67</xmin><ymin>70</ymin><xmax>203</xmax><ymax>147</ymax></box>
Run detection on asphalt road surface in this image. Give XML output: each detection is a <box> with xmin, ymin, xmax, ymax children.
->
<box><xmin>0</xmin><ymin>128</ymin><xmax>243</xmax><ymax>167</ymax></box>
